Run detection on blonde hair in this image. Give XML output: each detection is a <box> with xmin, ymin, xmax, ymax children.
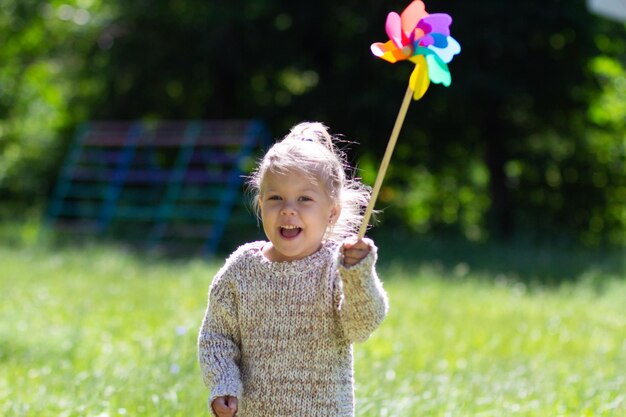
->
<box><xmin>249</xmin><ymin>122</ymin><xmax>371</xmax><ymax>241</ymax></box>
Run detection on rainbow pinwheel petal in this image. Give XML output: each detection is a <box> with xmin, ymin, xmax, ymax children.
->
<box><xmin>426</xmin><ymin>36</ymin><xmax>461</xmax><ymax>64</ymax></box>
<box><xmin>371</xmin><ymin>40</ymin><xmax>411</xmax><ymax>64</ymax></box>
<box><xmin>370</xmin><ymin>0</ymin><xmax>461</xmax><ymax>100</ymax></box>
<box><xmin>417</xmin><ymin>14</ymin><xmax>452</xmax><ymax>37</ymax></box>
<box><xmin>409</xmin><ymin>56</ymin><xmax>430</xmax><ymax>100</ymax></box>
<box><xmin>401</xmin><ymin>0</ymin><xmax>428</xmax><ymax>43</ymax></box>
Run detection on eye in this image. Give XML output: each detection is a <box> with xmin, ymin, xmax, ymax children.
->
<box><xmin>299</xmin><ymin>196</ymin><xmax>314</xmax><ymax>202</ymax></box>
<box><xmin>266</xmin><ymin>195</ymin><xmax>282</xmax><ymax>201</ymax></box>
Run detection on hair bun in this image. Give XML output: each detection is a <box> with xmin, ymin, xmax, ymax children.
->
<box><xmin>282</xmin><ymin>122</ymin><xmax>334</xmax><ymax>151</ymax></box>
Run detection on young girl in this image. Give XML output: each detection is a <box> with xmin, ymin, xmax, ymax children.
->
<box><xmin>198</xmin><ymin>122</ymin><xmax>388</xmax><ymax>417</ymax></box>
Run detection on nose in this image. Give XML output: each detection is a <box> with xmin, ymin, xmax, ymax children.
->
<box><xmin>280</xmin><ymin>202</ymin><xmax>296</xmax><ymax>216</ymax></box>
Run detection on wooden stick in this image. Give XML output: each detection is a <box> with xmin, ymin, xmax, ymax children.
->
<box><xmin>358</xmin><ymin>83</ymin><xmax>414</xmax><ymax>239</ymax></box>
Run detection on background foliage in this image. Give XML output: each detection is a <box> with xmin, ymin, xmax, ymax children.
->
<box><xmin>0</xmin><ymin>0</ymin><xmax>625</xmax><ymax>245</ymax></box>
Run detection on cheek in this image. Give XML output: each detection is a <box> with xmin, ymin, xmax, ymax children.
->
<box><xmin>260</xmin><ymin>203</ymin><xmax>280</xmax><ymax>221</ymax></box>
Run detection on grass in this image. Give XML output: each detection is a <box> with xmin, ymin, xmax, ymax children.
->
<box><xmin>0</xmin><ymin>238</ymin><xmax>624</xmax><ymax>416</ymax></box>
<box><xmin>356</xmin><ymin>268</ymin><xmax>625</xmax><ymax>416</ymax></box>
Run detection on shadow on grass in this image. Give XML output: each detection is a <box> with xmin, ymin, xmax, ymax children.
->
<box><xmin>7</xmin><ymin>220</ymin><xmax>266</xmax><ymax>264</ymax></box>
<box><xmin>370</xmin><ymin>228</ymin><xmax>626</xmax><ymax>285</ymax></box>
<box><xmin>2</xmin><ymin>218</ymin><xmax>624</xmax><ymax>284</ymax></box>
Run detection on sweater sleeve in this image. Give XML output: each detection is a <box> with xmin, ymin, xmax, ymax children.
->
<box><xmin>198</xmin><ymin>264</ymin><xmax>243</xmax><ymax>412</ymax></box>
<box><xmin>335</xmin><ymin>239</ymin><xmax>389</xmax><ymax>343</ymax></box>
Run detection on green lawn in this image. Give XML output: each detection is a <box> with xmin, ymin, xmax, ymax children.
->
<box><xmin>0</xmin><ymin>242</ymin><xmax>624</xmax><ymax>416</ymax></box>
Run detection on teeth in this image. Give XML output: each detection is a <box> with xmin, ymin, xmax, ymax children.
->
<box><xmin>281</xmin><ymin>225</ymin><xmax>299</xmax><ymax>229</ymax></box>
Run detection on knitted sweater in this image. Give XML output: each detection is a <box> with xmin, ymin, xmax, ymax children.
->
<box><xmin>198</xmin><ymin>239</ymin><xmax>388</xmax><ymax>417</ymax></box>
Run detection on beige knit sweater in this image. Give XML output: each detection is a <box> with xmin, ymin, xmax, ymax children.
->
<box><xmin>198</xmin><ymin>239</ymin><xmax>388</xmax><ymax>417</ymax></box>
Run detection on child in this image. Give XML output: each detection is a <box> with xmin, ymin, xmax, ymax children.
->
<box><xmin>198</xmin><ymin>122</ymin><xmax>388</xmax><ymax>417</ymax></box>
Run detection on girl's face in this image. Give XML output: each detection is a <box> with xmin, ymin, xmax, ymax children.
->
<box><xmin>259</xmin><ymin>169</ymin><xmax>340</xmax><ymax>262</ymax></box>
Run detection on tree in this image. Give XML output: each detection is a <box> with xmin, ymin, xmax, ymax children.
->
<box><xmin>1</xmin><ymin>0</ymin><xmax>624</xmax><ymax>245</ymax></box>
<box><xmin>0</xmin><ymin>0</ymin><xmax>111</xmax><ymax>211</ymax></box>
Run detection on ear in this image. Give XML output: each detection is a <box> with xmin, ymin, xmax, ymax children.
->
<box><xmin>329</xmin><ymin>204</ymin><xmax>341</xmax><ymax>225</ymax></box>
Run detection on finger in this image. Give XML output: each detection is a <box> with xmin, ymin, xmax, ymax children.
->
<box><xmin>347</xmin><ymin>243</ymin><xmax>367</xmax><ymax>253</ymax></box>
<box><xmin>343</xmin><ymin>253</ymin><xmax>365</xmax><ymax>265</ymax></box>
<box><xmin>351</xmin><ymin>238</ymin><xmax>372</xmax><ymax>250</ymax></box>
<box><xmin>342</xmin><ymin>236</ymin><xmax>359</xmax><ymax>249</ymax></box>
<box><xmin>344</xmin><ymin>237</ymin><xmax>371</xmax><ymax>251</ymax></box>
<box><xmin>212</xmin><ymin>398</ymin><xmax>228</xmax><ymax>412</ymax></box>
<box><xmin>343</xmin><ymin>254</ymin><xmax>364</xmax><ymax>266</ymax></box>
<box><xmin>344</xmin><ymin>247</ymin><xmax>369</xmax><ymax>258</ymax></box>
<box><xmin>226</xmin><ymin>396</ymin><xmax>238</xmax><ymax>411</ymax></box>
<box><xmin>346</xmin><ymin>252</ymin><xmax>367</xmax><ymax>261</ymax></box>
<box><xmin>343</xmin><ymin>259</ymin><xmax>359</xmax><ymax>267</ymax></box>
<box><xmin>215</xmin><ymin>405</ymin><xmax>233</xmax><ymax>417</ymax></box>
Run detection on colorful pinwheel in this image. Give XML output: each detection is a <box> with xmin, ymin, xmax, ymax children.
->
<box><xmin>358</xmin><ymin>1</ymin><xmax>461</xmax><ymax>238</ymax></box>
<box><xmin>370</xmin><ymin>0</ymin><xmax>461</xmax><ymax>100</ymax></box>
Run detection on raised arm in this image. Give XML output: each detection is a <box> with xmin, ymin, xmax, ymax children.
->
<box><xmin>335</xmin><ymin>238</ymin><xmax>389</xmax><ymax>343</ymax></box>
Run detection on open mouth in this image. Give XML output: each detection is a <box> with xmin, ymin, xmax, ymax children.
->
<box><xmin>280</xmin><ymin>225</ymin><xmax>302</xmax><ymax>239</ymax></box>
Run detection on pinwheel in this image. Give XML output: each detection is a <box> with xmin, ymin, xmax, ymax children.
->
<box><xmin>370</xmin><ymin>0</ymin><xmax>461</xmax><ymax>100</ymax></box>
<box><xmin>358</xmin><ymin>0</ymin><xmax>461</xmax><ymax>238</ymax></box>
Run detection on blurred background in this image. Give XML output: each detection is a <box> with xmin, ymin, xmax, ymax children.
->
<box><xmin>1</xmin><ymin>2</ymin><xmax>625</xmax><ymax>416</ymax></box>
<box><xmin>0</xmin><ymin>0</ymin><xmax>625</xmax><ymax>252</ymax></box>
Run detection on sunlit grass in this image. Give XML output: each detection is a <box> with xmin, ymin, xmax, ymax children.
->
<box><xmin>0</xmin><ymin>244</ymin><xmax>210</xmax><ymax>417</ymax></box>
<box><xmin>0</xmin><ymin>243</ymin><xmax>624</xmax><ymax>416</ymax></box>
<box><xmin>356</xmin><ymin>267</ymin><xmax>625</xmax><ymax>416</ymax></box>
